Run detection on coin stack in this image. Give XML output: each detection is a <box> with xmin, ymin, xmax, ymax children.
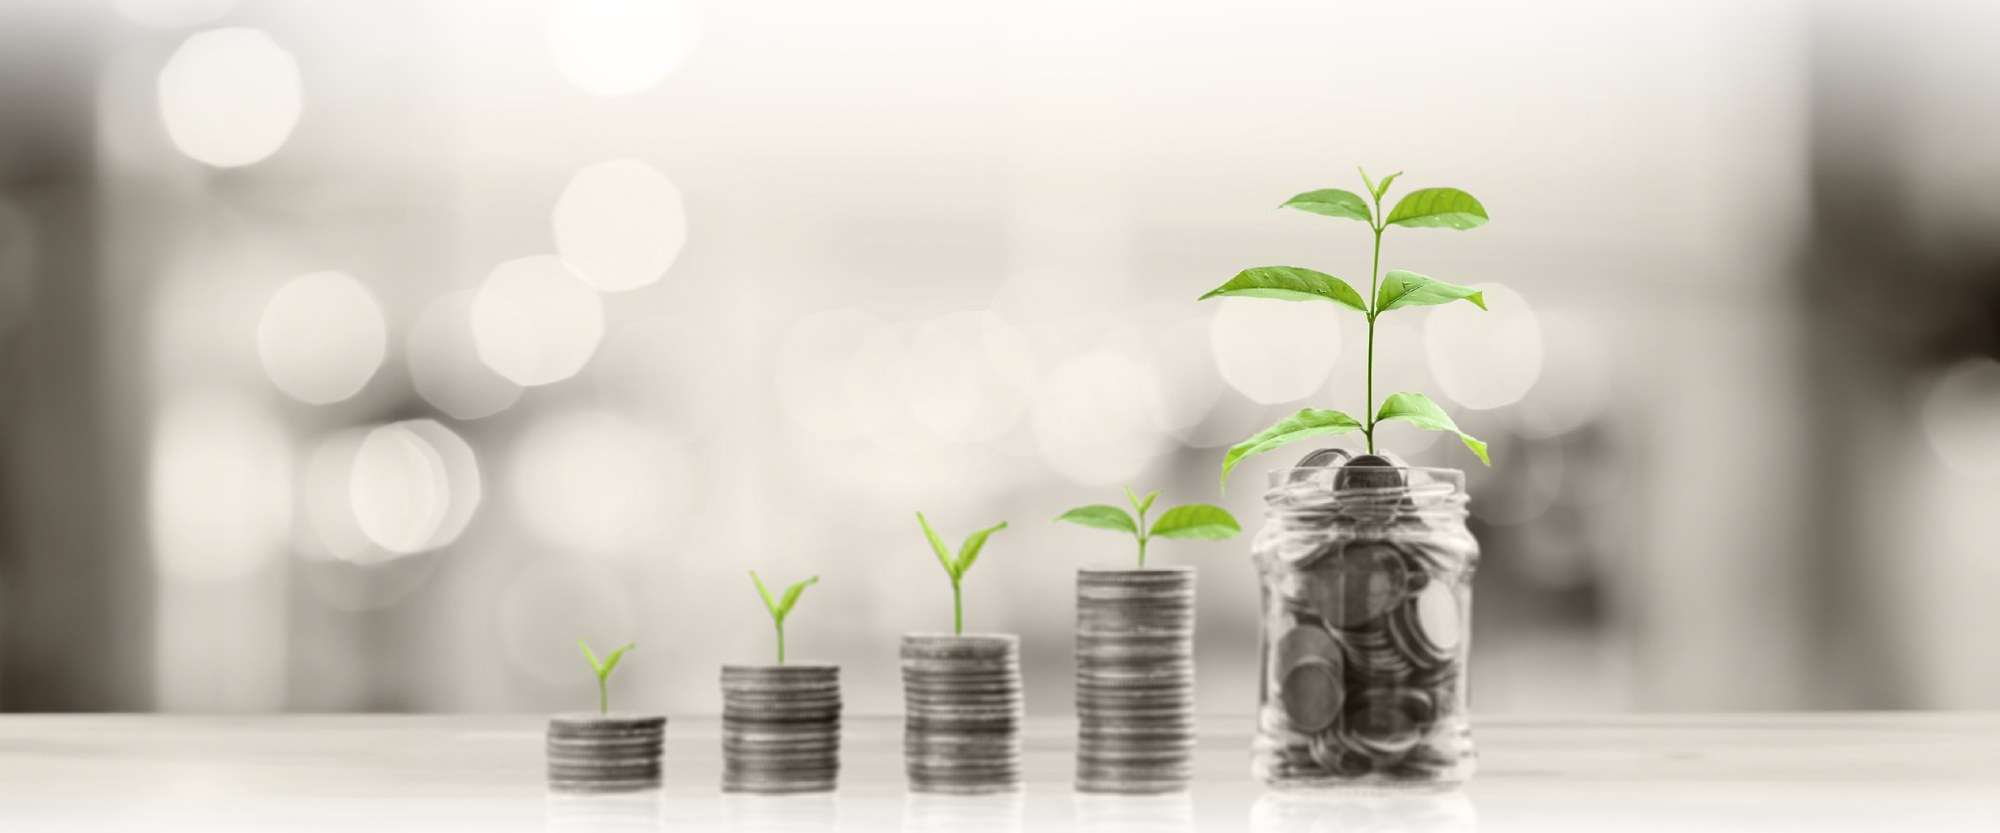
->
<box><xmin>1075</xmin><ymin>567</ymin><xmax>1196</xmax><ymax>794</ymax></box>
<box><xmin>900</xmin><ymin>633</ymin><xmax>1023</xmax><ymax>794</ymax></box>
<box><xmin>545</xmin><ymin>713</ymin><xmax>666</xmax><ymax>793</ymax></box>
<box><xmin>719</xmin><ymin>664</ymin><xmax>842</xmax><ymax>793</ymax></box>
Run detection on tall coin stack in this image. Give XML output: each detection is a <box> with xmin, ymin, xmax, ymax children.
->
<box><xmin>720</xmin><ymin>664</ymin><xmax>842</xmax><ymax>793</ymax></box>
<box><xmin>900</xmin><ymin>634</ymin><xmax>1023</xmax><ymax>794</ymax></box>
<box><xmin>1075</xmin><ymin>567</ymin><xmax>1196</xmax><ymax>794</ymax></box>
<box><xmin>546</xmin><ymin>714</ymin><xmax>666</xmax><ymax>793</ymax></box>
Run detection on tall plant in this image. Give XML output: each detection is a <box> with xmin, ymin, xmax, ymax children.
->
<box><xmin>1200</xmin><ymin>169</ymin><xmax>1497</xmax><ymax>487</ymax></box>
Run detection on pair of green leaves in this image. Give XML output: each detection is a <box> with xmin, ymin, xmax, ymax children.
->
<box><xmin>576</xmin><ymin>639</ymin><xmax>635</xmax><ymax>714</ymax></box>
<box><xmin>917</xmin><ymin>512</ymin><xmax>1007</xmax><ymax>583</ymax></box>
<box><xmin>1279</xmin><ymin>183</ymin><xmax>1487</xmax><ymax>230</ymax></box>
<box><xmin>1199</xmin><ymin>266</ymin><xmax>1485</xmax><ymax>317</ymax></box>
<box><xmin>1054</xmin><ymin>486</ymin><xmax>1240</xmax><ymax>552</ymax></box>
<box><xmin>1218</xmin><ymin>393</ymin><xmax>1490</xmax><ymax>487</ymax></box>
<box><xmin>749</xmin><ymin>571</ymin><xmax>817</xmax><ymax>628</ymax></box>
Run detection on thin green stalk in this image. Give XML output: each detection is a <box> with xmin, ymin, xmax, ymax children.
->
<box><xmin>1364</xmin><ymin>197</ymin><xmax>1386</xmax><ymax>453</ymax></box>
<box><xmin>599</xmin><ymin>679</ymin><xmax>608</xmax><ymax>715</ymax></box>
<box><xmin>952</xmin><ymin>580</ymin><xmax>963</xmax><ymax>635</ymax></box>
<box><xmin>1134</xmin><ymin>501</ymin><xmax>1150</xmax><ymax>569</ymax></box>
<box><xmin>775</xmin><ymin>620</ymin><xmax>786</xmax><ymax>665</ymax></box>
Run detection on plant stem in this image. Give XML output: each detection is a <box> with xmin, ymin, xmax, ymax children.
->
<box><xmin>776</xmin><ymin>620</ymin><xmax>786</xmax><ymax>665</ymax></box>
<box><xmin>1137</xmin><ymin>536</ymin><xmax>1148</xmax><ymax>569</ymax></box>
<box><xmin>599</xmin><ymin>679</ymin><xmax>608</xmax><ymax>715</ymax></box>
<box><xmin>1135</xmin><ymin>502</ymin><xmax>1149</xmax><ymax>569</ymax></box>
<box><xmin>1365</xmin><ymin>212</ymin><xmax>1385</xmax><ymax>453</ymax></box>
<box><xmin>952</xmin><ymin>580</ymin><xmax>963</xmax><ymax>635</ymax></box>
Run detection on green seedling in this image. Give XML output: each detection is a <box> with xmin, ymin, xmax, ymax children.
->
<box><xmin>1054</xmin><ymin>486</ymin><xmax>1241</xmax><ymax>568</ymax></box>
<box><xmin>916</xmin><ymin>512</ymin><xmax>1008</xmax><ymax>635</ymax></box>
<box><xmin>576</xmin><ymin>638</ymin><xmax>635</xmax><ymax>715</ymax></box>
<box><xmin>749</xmin><ymin>570</ymin><xmax>819</xmax><ymax>665</ymax></box>
<box><xmin>1200</xmin><ymin>168</ymin><xmax>1498</xmax><ymax>487</ymax></box>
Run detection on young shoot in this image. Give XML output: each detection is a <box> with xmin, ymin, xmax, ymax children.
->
<box><xmin>915</xmin><ymin>512</ymin><xmax>1008</xmax><ymax>635</ymax></box>
<box><xmin>576</xmin><ymin>638</ymin><xmax>635</xmax><ymax>715</ymax></box>
<box><xmin>749</xmin><ymin>570</ymin><xmax>819</xmax><ymax>665</ymax></box>
<box><xmin>1199</xmin><ymin>168</ymin><xmax>1497</xmax><ymax>488</ymax></box>
<box><xmin>1054</xmin><ymin>486</ymin><xmax>1241</xmax><ymax>568</ymax></box>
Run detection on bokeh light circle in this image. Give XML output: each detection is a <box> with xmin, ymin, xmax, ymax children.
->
<box><xmin>1424</xmin><ymin>284</ymin><xmax>1543</xmax><ymax>411</ymax></box>
<box><xmin>1210</xmin><ymin>298</ymin><xmax>1341</xmax><ymax>404</ymax></box>
<box><xmin>1031</xmin><ymin>350</ymin><xmax>1170</xmax><ymax>485</ymax></box>
<box><xmin>408</xmin><ymin>291</ymin><xmax>523</xmax><ymax>420</ymax></box>
<box><xmin>509</xmin><ymin>409</ymin><xmax>689</xmax><ymax>554</ymax></box>
<box><xmin>553</xmin><ymin>159</ymin><xmax>687</xmax><ymax>292</ymax></box>
<box><xmin>257</xmin><ymin>271</ymin><xmax>387</xmax><ymax>405</ymax></box>
<box><xmin>548</xmin><ymin>0</ymin><xmax>701</xmax><ymax>97</ymax></box>
<box><xmin>157</xmin><ymin>27</ymin><xmax>301</xmax><ymax>167</ymax></box>
<box><xmin>349</xmin><ymin>423</ymin><xmax>449</xmax><ymax>555</ymax></box>
<box><xmin>774</xmin><ymin>309</ymin><xmax>883</xmax><ymax>442</ymax></box>
<box><xmin>1920</xmin><ymin>357</ymin><xmax>2000</xmax><ymax>477</ymax></box>
<box><xmin>470</xmin><ymin>256</ymin><xmax>606</xmax><ymax>387</ymax></box>
<box><xmin>904</xmin><ymin>312</ymin><xmax>1032</xmax><ymax>443</ymax></box>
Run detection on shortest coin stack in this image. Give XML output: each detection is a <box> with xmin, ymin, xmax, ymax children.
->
<box><xmin>901</xmin><ymin>633</ymin><xmax>1023</xmax><ymax>794</ymax></box>
<box><xmin>547</xmin><ymin>713</ymin><xmax>667</xmax><ymax>793</ymax></box>
<box><xmin>720</xmin><ymin>664</ymin><xmax>842</xmax><ymax>794</ymax></box>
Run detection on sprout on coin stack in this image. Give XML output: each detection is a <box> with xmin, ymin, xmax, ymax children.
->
<box><xmin>548</xmin><ymin>640</ymin><xmax>665</xmax><ymax>793</ymax></box>
<box><xmin>1054</xmin><ymin>487</ymin><xmax>1240</xmax><ymax>794</ymax></box>
<box><xmin>720</xmin><ymin>571</ymin><xmax>842</xmax><ymax>794</ymax></box>
<box><xmin>902</xmin><ymin>512</ymin><xmax>1023</xmax><ymax>794</ymax></box>
<box><xmin>1199</xmin><ymin>169</ymin><xmax>1500</xmax><ymax>788</ymax></box>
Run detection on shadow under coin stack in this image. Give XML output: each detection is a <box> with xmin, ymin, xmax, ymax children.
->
<box><xmin>546</xmin><ymin>714</ymin><xmax>666</xmax><ymax>793</ymax></box>
<box><xmin>1075</xmin><ymin>567</ymin><xmax>1197</xmax><ymax>794</ymax></box>
<box><xmin>720</xmin><ymin>664</ymin><xmax>842</xmax><ymax>793</ymax></box>
<box><xmin>900</xmin><ymin>634</ymin><xmax>1023</xmax><ymax>794</ymax></box>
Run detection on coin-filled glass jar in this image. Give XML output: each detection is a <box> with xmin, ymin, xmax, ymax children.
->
<box><xmin>1251</xmin><ymin>465</ymin><xmax>1477</xmax><ymax>789</ymax></box>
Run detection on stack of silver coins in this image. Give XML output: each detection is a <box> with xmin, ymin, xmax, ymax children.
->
<box><xmin>720</xmin><ymin>664</ymin><xmax>841</xmax><ymax>794</ymax></box>
<box><xmin>900</xmin><ymin>634</ymin><xmax>1023</xmax><ymax>794</ymax></box>
<box><xmin>1074</xmin><ymin>567</ymin><xmax>1196</xmax><ymax>794</ymax></box>
<box><xmin>545</xmin><ymin>714</ymin><xmax>666</xmax><ymax>793</ymax></box>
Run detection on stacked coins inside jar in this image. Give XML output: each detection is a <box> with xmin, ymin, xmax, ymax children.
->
<box><xmin>1251</xmin><ymin>462</ymin><xmax>1477</xmax><ymax>788</ymax></box>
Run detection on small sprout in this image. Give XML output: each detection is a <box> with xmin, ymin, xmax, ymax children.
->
<box><xmin>1201</xmin><ymin>168</ymin><xmax>1496</xmax><ymax>487</ymax></box>
<box><xmin>749</xmin><ymin>570</ymin><xmax>819</xmax><ymax>665</ymax></box>
<box><xmin>1054</xmin><ymin>485</ymin><xmax>1241</xmax><ymax>568</ymax></box>
<box><xmin>916</xmin><ymin>512</ymin><xmax>1008</xmax><ymax>635</ymax></box>
<box><xmin>576</xmin><ymin>638</ymin><xmax>636</xmax><ymax>715</ymax></box>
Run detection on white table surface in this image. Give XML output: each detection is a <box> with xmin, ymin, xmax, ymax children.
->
<box><xmin>0</xmin><ymin>714</ymin><xmax>1993</xmax><ymax>832</ymax></box>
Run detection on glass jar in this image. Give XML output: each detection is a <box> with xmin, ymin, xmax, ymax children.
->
<box><xmin>1250</xmin><ymin>465</ymin><xmax>1477</xmax><ymax>789</ymax></box>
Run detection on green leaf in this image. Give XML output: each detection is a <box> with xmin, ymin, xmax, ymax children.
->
<box><xmin>1372</xmin><ymin>171</ymin><xmax>1402</xmax><ymax>201</ymax></box>
<box><xmin>1221</xmin><ymin>409</ymin><xmax>1365</xmax><ymax>489</ymax></box>
<box><xmin>597</xmin><ymin>643</ymin><xmax>636</xmax><ymax>683</ymax></box>
<box><xmin>777</xmin><ymin>576</ymin><xmax>819</xmax><ymax>619</ymax></box>
<box><xmin>1385</xmin><ymin>187</ymin><xmax>1489</xmax><ymax>230</ymax></box>
<box><xmin>749</xmin><ymin>571</ymin><xmax>778</xmax><ymax>616</ymax></box>
<box><xmin>1375</xmin><ymin>392</ymin><xmax>1490</xmax><ymax>465</ymax></box>
<box><xmin>1357</xmin><ymin>168</ymin><xmax>1375</xmax><ymax>196</ymax></box>
<box><xmin>1280</xmin><ymin>188</ymin><xmax>1372</xmax><ymax>223</ymax></box>
<box><xmin>1198</xmin><ymin>266</ymin><xmax>1368</xmax><ymax>313</ymax></box>
<box><xmin>955</xmin><ymin>521</ymin><xmax>1008</xmax><ymax>576</ymax></box>
<box><xmin>1375</xmin><ymin>270</ymin><xmax>1487</xmax><ymax>313</ymax></box>
<box><xmin>1149</xmin><ymin>504</ymin><xmax>1242</xmax><ymax>540</ymax></box>
<box><xmin>576</xmin><ymin>638</ymin><xmax>602</xmax><ymax>675</ymax></box>
<box><xmin>1137</xmin><ymin>490</ymin><xmax>1160</xmax><ymax>516</ymax></box>
<box><xmin>917</xmin><ymin>512</ymin><xmax>955</xmax><ymax>578</ymax></box>
<box><xmin>1054</xmin><ymin>505</ymin><xmax>1137</xmax><ymax>535</ymax></box>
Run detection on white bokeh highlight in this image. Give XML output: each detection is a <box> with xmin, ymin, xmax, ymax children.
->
<box><xmin>1032</xmin><ymin>350</ymin><xmax>1170</xmax><ymax>485</ymax></box>
<box><xmin>470</xmin><ymin>256</ymin><xmax>606</xmax><ymax>387</ymax></box>
<box><xmin>553</xmin><ymin>159</ymin><xmax>688</xmax><ymax>292</ymax></box>
<box><xmin>257</xmin><ymin>271</ymin><xmax>387</xmax><ymax>405</ymax></box>
<box><xmin>1424</xmin><ymin>284</ymin><xmax>1544</xmax><ymax>411</ymax></box>
<box><xmin>548</xmin><ymin>0</ymin><xmax>701</xmax><ymax>97</ymax></box>
<box><xmin>1210</xmin><ymin>298</ymin><xmax>1342</xmax><ymax>404</ymax></box>
<box><xmin>157</xmin><ymin>27</ymin><xmax>302</xmax><ymax>167</ymax></box>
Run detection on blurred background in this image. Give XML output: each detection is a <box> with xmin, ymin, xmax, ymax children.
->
<box><xmin>0</xmin><ymin>0</ymin><xmax>1996</xmax><ymax>717</ymax></box>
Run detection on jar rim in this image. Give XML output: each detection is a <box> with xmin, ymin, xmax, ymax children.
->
<box><xmin>1263</xmin><ymin>466</ymin><xmax>1466</xmax><ymax>491</ymax></box>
